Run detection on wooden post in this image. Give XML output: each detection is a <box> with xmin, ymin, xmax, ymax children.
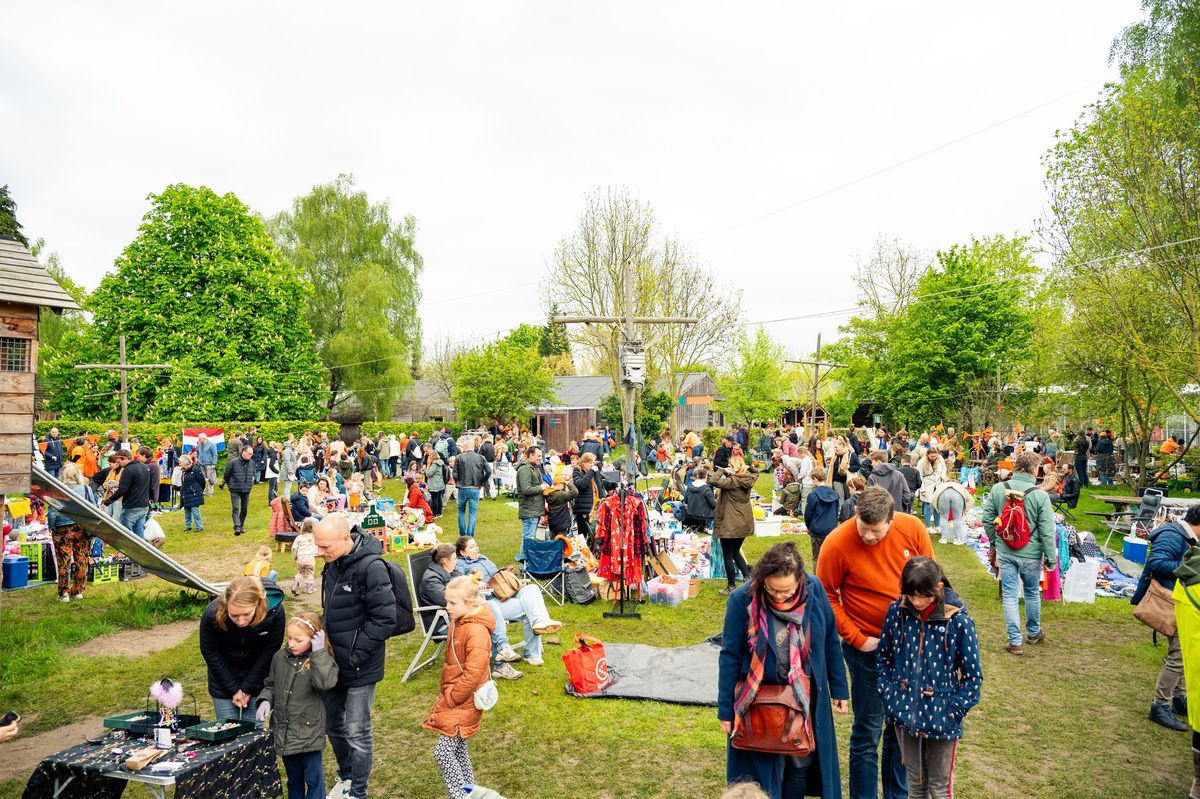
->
<box><xmin>74</xmin><ymin>335</ymin><xmax>172</xmax><ymax>445</ymax></box>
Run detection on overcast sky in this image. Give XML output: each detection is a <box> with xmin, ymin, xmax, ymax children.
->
<box><xmin>2</xmin><ymin>1</ymin><xmax>1140</xmax><ymax>362</ymax></box>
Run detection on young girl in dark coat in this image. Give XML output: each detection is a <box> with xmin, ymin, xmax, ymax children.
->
<box><xmin>877</xmin><ymin>557</ymin><xmax>982</xmax><ymax>799</ymax></box>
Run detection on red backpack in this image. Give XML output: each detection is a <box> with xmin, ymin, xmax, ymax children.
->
<box><xmin>995</xmin><ymin>481</ymin><xmax>1042</xmax><ymax>550</ymax></box>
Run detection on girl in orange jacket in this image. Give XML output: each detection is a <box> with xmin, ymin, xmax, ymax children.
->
<box><xmin>424</xmin><ymin>574</ymin><xmax>496</xmax><ymax>799</ymax></box>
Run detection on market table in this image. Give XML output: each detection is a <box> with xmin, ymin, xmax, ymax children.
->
<box><xmin>1091</xmin><ymin>493</ymin><xmax>1200</xmax><ymax>515</ymax></box>
<box><xmin>22</xmin><ymin>729</ymin><xmax>281</xmax><ymax>799</ymax></box>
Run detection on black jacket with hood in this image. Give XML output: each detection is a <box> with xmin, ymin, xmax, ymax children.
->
<box><xmin>199</xmin><ymin>580</ymin><xmax>287</xmax><ymax>700</ymax></box>
<box><xmin>320</xmin><ymin>533</ymin><xmax>397</xmax><ymax>688</ymax></box>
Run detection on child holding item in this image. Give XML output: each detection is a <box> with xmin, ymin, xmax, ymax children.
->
<box><xmin>243</xmin><ymin>545</ymin><xmax>276</xmax><ymax>581</ymax></box>
<box><xmin>292</xmin><ymin>519</ymin><xmax>318</xmax><ymax>596</ymax></box>
<box><xmin>346</xmin><ymin>473</ymin><xmax>364</xmax><ymax>512</ymax></box>
<box><xmin>255</xmin><ymin>611</ymin><xmax>338</xmax><ymax>799</ymax></box>
<box><xmin>877</xmin><ymin>557</ymin><xmax>982</xmax><ymax>799</ymax></box>
<box><xmin>424</xmin><ymin>574</ymin><xmax>498</xmax><ymax>799</ymax></box>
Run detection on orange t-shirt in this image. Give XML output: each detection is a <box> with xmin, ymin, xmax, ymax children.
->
<box><xmin>1161</xmin><ymin>438</ymin><xmax>1180</xmax><ymax>456</ymax></box>
<box><xmin>815</xmin><ymin>512</ymin><xmax>934</xmax><ymax>649</ymax></box>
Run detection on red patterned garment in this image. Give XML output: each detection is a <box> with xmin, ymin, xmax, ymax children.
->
<box><xmin>594</xmin><ymin>493</ymin><xmax>649</xmax><ymax>594</ymax></box>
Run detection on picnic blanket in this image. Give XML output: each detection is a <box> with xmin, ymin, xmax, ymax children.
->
<box><xmin>565</xmin><ymin>640</ymin><xmax>718</xmax><ymax>706</ymax></box>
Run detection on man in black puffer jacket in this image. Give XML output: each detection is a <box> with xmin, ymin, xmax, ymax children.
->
<box><xmin>314</xmin><ymin>516</ymin><xmax>396</xmax><ymax>799</ymax></box>
<box><xmin>223</xmin><ymin>446</ymin><xmax>257</xmax><ymax>535</ymax></box>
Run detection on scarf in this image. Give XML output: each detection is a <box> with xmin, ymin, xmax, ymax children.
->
<box><xmin>734</xmin><ymin>580</ymin><xmax>812</xmax><ymax>734</ymax></box>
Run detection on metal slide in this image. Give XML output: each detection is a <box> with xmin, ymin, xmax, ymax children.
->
<box><xmin>30</xmin><ymin>465</ymin><xmax>220</xmax><ymax>595</ymax></box>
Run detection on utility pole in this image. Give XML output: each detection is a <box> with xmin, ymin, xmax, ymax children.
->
<box><xmin>74</xmin><ymin>335</ymin><xmax>172</xmax><ymax>446</ymax></box>
<box><xmin>787</xmin><ymin>333</ymin><xmax>846</xmax><ymax>439</ymax></box>
<box><xmin>554</xmin><ymin>265</ymin><xmax>697</xmax><ymax>483</ymax></box>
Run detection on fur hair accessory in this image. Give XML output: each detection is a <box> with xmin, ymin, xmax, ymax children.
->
<box><xmin>150</xmin><ymin>678</ymin><xmax>183</xmax><ymax>709</ymax></box>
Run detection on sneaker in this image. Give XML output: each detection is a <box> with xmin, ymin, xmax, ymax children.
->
<box><xmin>495</xmin><ymin>644</ymin><xmax>522</xmax><ymax>663</ymax></box>
<box><xmin>75</xmin><ymin>591</ymin><xmax>85</xmax><ymax>600</ymax></box>
<box><xmin>59</xmin><ymin>593</ymin><xmax>70</xmax><ymax>603</ymax></box>
<box><xmin>491</xmin><ymin>662</ymin><xmax>523</xmax><ymax>681</ymax></box>
<box><xmin>939</xmin><ymin>537</ymin><xmax>950</xmax><ymax>545</ymax></box>
<box><xmin>524</xmin><ymin>656</ymin><xmax>544</xmax><ymax>666</ymax></box>
<box><xmin>1150</xmin><ymin>702</ymin><xmax>1190</xmax><ymax>731</ymax></box>
<box><xmin>532</xmin><ymin>620</ymin><xmax>562</xmax><ymax>636</ymax></box>
<box><xmin>1026</xmin><ymin>631</ymin><xmax>1046</xmax><ymax>645</ymax></box>
<box><xmin>1004</xmin><ymin>643</ymin><xmax>1024</xmax><ymax>656</ymax></box>
<box><xmin>719</xmin><ymin>587</ymin><xmax>734</xmax><ymax>596</ymax></box>
<box><xmin>952</xmin><ymin>539</ymin><xmax>964</xmax><ymax>546</ymax></box>
<box><xmin>328</xmin><ymin>779</ymin><xmax>351</xmax><ymax>799</ymax></box>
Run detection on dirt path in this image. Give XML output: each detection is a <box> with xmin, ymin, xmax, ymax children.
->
<box><xmin>68</xmin><ymin>620</ymin><xmax>198</xmax><ymax>657</ymax></box>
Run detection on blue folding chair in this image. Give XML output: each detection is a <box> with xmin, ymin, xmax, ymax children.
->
<box><xmin>517</xmin><ymin>537</ymin><xmax>567</xmax><ymax>606</ymax></box>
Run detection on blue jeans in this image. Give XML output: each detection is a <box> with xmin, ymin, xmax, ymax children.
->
<box><xmin>211</xmin><ymin>696</ymin><xmax>261</xmax><ymax>728</ymax></box>
<box><xmin>922</xmin><ymin>498</ymin><xmax>940</xmax><ymax>531</ymax></box>
<box><xmin>999</xmin><ymin>553</ymin><xmax>1042</xmax><ymax>646</ymax></box>
<box><xmin>843</xmin><ymin>642</ymin><xmax>908</xmax><ymax>799</ymax></box>
<box><xmin>488</xmin><ymin>586</ymin><xmax>551</xmax><ymax>661</ymax></box>
<box><xmin>283</xmin><ymin>750</ymin><xmax>325</xmax><ymax>799</ymax></box>
<box><xmin>457</xmin><ymin>487</ymin><xmax>480</xmax><ymax>537</ymax></box>
<box><xmin>121</xmin><ymin>506</ymin><xmax>149</xmax><ymax>539</ymax></box>
<box><xmin>184</xmin><ymin>506</ymin><xmax>203</xmax><ymax>531</ymax></box>
<box><xmin>323</xmin><ymin>683</ymin><xmax>376</xmax><ymax>799</ymax></box>
<box><xmin>1075</xmin><ymin>458</ymin><xmax>1089</xmax><ymax>487</ymax></box>
<box><xmin>520</xmin><ymin>516</ymin><xmax>540</xmax><ymax>558</ymax></box>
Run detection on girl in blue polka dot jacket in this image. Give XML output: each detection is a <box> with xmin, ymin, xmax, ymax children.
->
<box><xmin>877</xmin><ymin>557</ymin><xmax>982</xmax><ymax>799</ymax></box>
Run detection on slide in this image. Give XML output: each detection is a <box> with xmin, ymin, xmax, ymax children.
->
<box><xmin>30</xmin><ymin>465</ymin><xmax>220</xmax><ymax>595</ymax></box>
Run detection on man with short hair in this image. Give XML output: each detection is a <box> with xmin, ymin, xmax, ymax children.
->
<box><xmin>224</xmin><ymin>445</ymin><xmax>256</xmax><ymax>535</ymax></box>
<box><xmin>194</xmin><ymin>433</ymin><xmax>219</xmax><ymax>496</ymax></box>
<box><xmin>478</xmin><ymin>434</ymin><xmax>498</xmax><ymax>499</ymax></box>
<box><xmin>981</xmin><ymin>451</ymin><xmax>1056</xmax><ymax>656</ymax></box>
<box><xmin>713</xmin><ymin>435</ymin><xmax>735</xmax><ymax>469</ymax></box>
<box><xmin>140</xmin><ymin>446</ymin><xmax>161</xmax><ymax>509</ymax></box>
<box><xmin>515</xmin><ymin>446</ymin><xmax>545</xmax><ymax>557</ymax></box>
<box><xmin>817</xmin><ymin>486</ymin><xmax>933</xmax><ymax>799</ymax></box>
<box><xmin>867</xmin><ymin>449</ymin><xmax>912</xmax><ymax>513</ymax></box>
<box><xmin>43</xmin><ymin>427</ymin><xmax>63</xmax><ymax>479</ymax></box>
<box><xmin>454</xmin><ymin>437</ymin><xmax>488</xmax><ymax>536</ymax></box>
<box><xmin>314</xmin><ymin>515</ymin><xmax>397</xmax><ymax>799</ymax></box>
<box><xmin>101</xmin><ymin>450</ymin><xmax>151</xmax><ymax>539</ymax></box>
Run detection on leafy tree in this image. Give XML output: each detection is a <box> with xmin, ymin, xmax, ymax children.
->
<box><xmin>451</xmin><ymin>341</ymin><xmax>556</xmax><ymax>426</ymax></box>
<box><xmin>30</xmin><ymin>240</ymin><xmax>87</xmax><ymax>407</ymax></box>
<box><xmin>0</xmin><ymin>185</ymin><xmax>27</xmax><ymax>246</ymax></box>
<box><xmin>716</xmin><ymin>329</ymin><xmax>791</xmax><ymax>425</ymax></box>
<box><xmin>271</xmin><ymin>174</ymin><xmax>423</xmax><ymax>413</ymax></box>
<box><xmin>599</xmin><ymin>380</ymin><xmax>674</xmax><ymax>441</ymax></box>
<box><xmin>504</xmin><ymin>324</ymin><xmax>545</xmax><ymax>351</ymax></box>
<box><xmin>43</xmin><ymin>184</ymin><xmax>325</xmax><ymax>420</ymax></box>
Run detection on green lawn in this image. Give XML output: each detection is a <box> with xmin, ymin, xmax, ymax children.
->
<box><xmin>0</xmin><ymin>477</ymin><xmax>1191</xmax><ymax>798</ymax></box>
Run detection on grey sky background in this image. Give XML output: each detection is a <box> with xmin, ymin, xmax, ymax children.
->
<box><xmin>2</xmin><ymin>1</ymin><xmax>1140</xmax><ymax>362</ymax></box>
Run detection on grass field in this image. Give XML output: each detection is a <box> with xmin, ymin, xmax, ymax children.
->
<box><xmin>0</xmin><ymin>476</ymin><xmax>1192</xmax><ymax>798</ymax></box>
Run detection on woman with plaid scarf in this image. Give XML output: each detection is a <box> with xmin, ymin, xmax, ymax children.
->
<box><xmin>717</xmin><ymin>542</ymin><xmax>850</xmax><ymax>798</ymax></box>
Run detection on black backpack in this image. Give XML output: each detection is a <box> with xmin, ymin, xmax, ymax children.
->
<box><xmin>358</xmin><ymin>554</ymin><xmax>416</xmax><ymax>637</ymax></box>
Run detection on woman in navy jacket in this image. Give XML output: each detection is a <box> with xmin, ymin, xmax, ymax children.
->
<box><xmin>717</xmin><ymin>541</ymin><xmax>849</xmax><ymax>798</ymax></box>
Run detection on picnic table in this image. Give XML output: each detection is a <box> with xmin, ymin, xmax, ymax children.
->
<box><xmin>1091</xmin><ymin>493</ymin><xmax>1200</xmax><ymax>515</ymax></box>
<box><xmin>23</xmin><ymin>729</ymin><xmax>281</xmax><ymax>799</ymax></box>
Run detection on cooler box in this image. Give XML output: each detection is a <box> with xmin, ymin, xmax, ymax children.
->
<box><xmin>1123</xmin><ymin>535</ymin><xmax>1149</xmax><ymax>565</ymax></box>
<box><xmin>3</xmin><ymin>556</ymin><xmax>29</xmax><ymax>590</ymax></box>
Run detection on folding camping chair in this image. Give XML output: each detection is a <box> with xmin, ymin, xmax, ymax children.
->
<box><xmin>517</xmin><ymin>537</ymin><xmax>567</xmax><ymax>606</ymax></box>
<box><xmin>1052</xmin><ymin>490</ymin><xmax>1078</xmax><ymax>521</ymax></box>
<box><xmin>401</xmin><ymin>548</ymin><xmax>449</xmax><ymax>683</ymax></box>
<box><xmin>1101</xmin><ymin>489</ymin><xmax>1164</xmax><ymax>553</ymax></box>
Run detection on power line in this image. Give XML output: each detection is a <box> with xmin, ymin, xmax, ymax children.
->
<box><xmin>696</xmin><ymin>81</ymin><xmax>1103</xmax><ymax>241</ymax></box>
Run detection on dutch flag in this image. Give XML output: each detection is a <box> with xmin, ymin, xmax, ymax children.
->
<box><xmin>182</xmin><ymin>428</ymin><xmax>226</xmax><ymax>454</ymax></box>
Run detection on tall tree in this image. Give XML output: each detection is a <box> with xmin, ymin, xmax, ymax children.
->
<box><xmin>271</xmin><ymin>174</ymin><xmax>423</xmax><ymax>414</ymax></box>
<box><xmin>1045</xmin><ymin>1</ymin><xmax>1200</xmax><ymax>429</ymax></box>
<box><xmin>0</xmin><ymin>185</ymin><xmax>28</xmax><ymax>246</ymax></box>
<box><xmin>451</xmin><ymin>341</ymin><xmax>557</xmax><ymax>427</ymax></box>
<box><xmin>30</xmin><ymin>240</ymin><xmax>87</xmax><ymax>407</ymax></box>
<box><xmin>716</xmin><ymin>329</ymin><xmax>791</xmax><ymax>425</ymax></box>
<box><xmin>43</xmin><ymin>184</ymin><xmax>325</xmax><ymax>420</ymax></box>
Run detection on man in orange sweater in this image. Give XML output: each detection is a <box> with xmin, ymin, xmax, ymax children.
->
<box><xmin>816</xmin><ymin>485</ymin><xmax>933</xmax><ymax>799</ymax></box>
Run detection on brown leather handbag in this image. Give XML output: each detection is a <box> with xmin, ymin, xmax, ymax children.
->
<box><xmin>1134</xmin><ymin>579</ymin><xmax>1178</xmax><ymax>637</ymax></box>
<box><xmin>730</xmin><ymin>681</ymin><xmax>814</xmax><ymax>755</ymax></box>
<box><xmin>488</xmin><ymin>567</ymin><xmax>522</xmax><ymax>602</ymax></box>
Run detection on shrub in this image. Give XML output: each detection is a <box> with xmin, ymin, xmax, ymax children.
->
<box><xmin>35</xmin><ymin>421</ymin><xmax>340</xmax><ymax>445</ymax></box>
<box><xmin>701</xmin><ymin>427</ymin><xmax>726</xmax><ymax>457</ymax></box>
<box><xmin>359</xmin><ymin>421</ymin><xmax>465</xmax><ymax>441</ymax></box>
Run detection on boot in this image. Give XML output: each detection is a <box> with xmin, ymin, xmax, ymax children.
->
<box><xmin>1150</xmin><ymin>702</ymin><xmax>1189</xmax><ymax>731</ymax></box>
<box><xmin>1175</xmin><ymin>695</ymin><xmax>1189</xmax><ymax>717</ymax></box>
<box><xmin>1191</xmin><ymin>748</ymin><xmax>1200</xmax><ymax>799</ymax></box>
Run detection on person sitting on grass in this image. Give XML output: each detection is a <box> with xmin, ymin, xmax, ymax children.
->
<box><xmin>453</xmin><ymin>536</ymin><xmax>563</xmax><ymax>669</ymax></box>
<box><xmin>243</xmin><ymin>545</ymin><xmax>278</xmax><ymax>582</ymax></box>
<box><xmin>418</xmin><ymin>544</ymin><xmax>523</xmax><ymax>682</ymax></box>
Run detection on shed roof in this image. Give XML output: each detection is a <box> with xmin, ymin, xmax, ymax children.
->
<box><xmin>540</xmin><ymin>375</ymin><xmax>611</xmax><ymax>410</ymax></box>
<box><xmin>0</xmin><ymin>237</ymin><xmax>81</xmax><ymax>311</ymax></box>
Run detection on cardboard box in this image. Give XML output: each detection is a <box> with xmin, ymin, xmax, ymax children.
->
<box><xmin>649</xmin><ymin>551</ymin><xmax>680</xmax><ymax>577</ymax></box>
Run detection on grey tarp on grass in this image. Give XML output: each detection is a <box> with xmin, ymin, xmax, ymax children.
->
<box><xmin>565</xmin><ymin>640</ymin><xmax>719</xmax><ymax>706</ymax></box>
<box><xmin>30</xmin><ymin>465</ymin><xmax>220</xmax><ymax>595</ymax></box>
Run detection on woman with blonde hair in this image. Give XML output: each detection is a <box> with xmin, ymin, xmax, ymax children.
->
<box><xmin>199</xmin><ymin>575</ymin><xmax>286</xmax><ymax>725</ymax></box>
<box><xmin>48</xmin><ymin>461</ymin><xmax>98</xmax><ymax>603</ymax></box>
<box><xmin>709</xmin><ymin>455</ymin><xmax>757</xmax><ymax>595</ymax></box>
<box><xmin>825</xmin><ymin>436</ymin><xmax>860</xmax><ymax>500</ymax></box>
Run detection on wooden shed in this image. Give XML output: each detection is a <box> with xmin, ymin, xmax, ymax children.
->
<box><xmin>0</xmin><ymin>236</ymin><xmax>81</xmax><ymax>493</ymax></box>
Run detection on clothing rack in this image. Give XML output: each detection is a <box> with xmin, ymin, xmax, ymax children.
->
<box><xmin>603</xmin><ymin>481</ymin><xmax>643</xmax><ymax>620</ymax></box>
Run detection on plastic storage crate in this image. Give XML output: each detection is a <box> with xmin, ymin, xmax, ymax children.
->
<box><xmin>19</xmin><ymin>543</ymin><xmax>43</xmax><ymax>582</ymax></box>
<box><xmin>647</xmin><ymin>574</ymin><xmax>690</xmax><ymax>606</ymax></box>
<box><xmin>88</xmin><ymin>562</ymin><xmax>120</xmax><ymax>584</ymax></box>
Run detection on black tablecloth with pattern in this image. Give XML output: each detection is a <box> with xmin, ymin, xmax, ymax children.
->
<box><xmin>23</xmin><ymin>729</ymin><xmax>282</xmax><ymax>798</ymax></box>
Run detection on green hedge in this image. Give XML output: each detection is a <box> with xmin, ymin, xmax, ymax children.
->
<box><xmin>360</xmin><ymin>422</ymin><xmax>465</xmax><ymax>440</ymax></box>
<box><xmin>701</xmin><ymin>427</ymin><xmax>725</xmax><ymax>456</ymax></box>
<box><xmin>36</xmin><ymin>421</ymin><xmax>340</xmax><ymax>444</ymax></box>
